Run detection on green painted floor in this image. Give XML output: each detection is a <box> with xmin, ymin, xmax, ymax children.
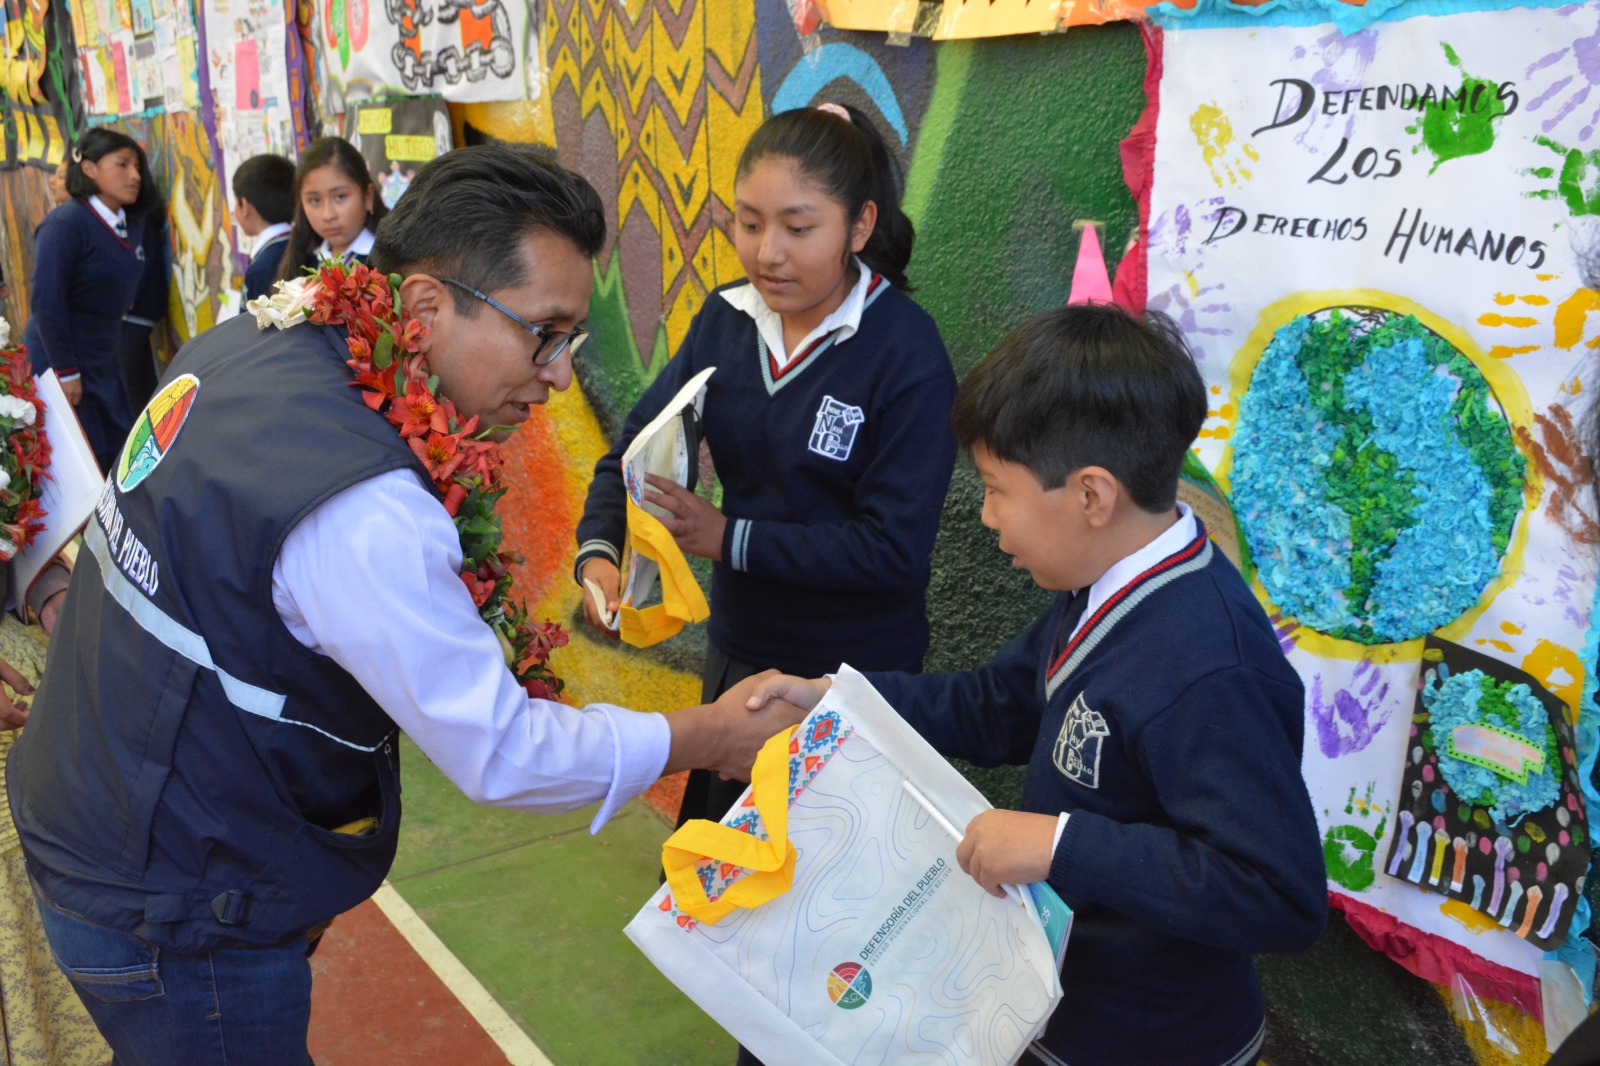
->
<box><xmin>387</xmin><ymin>735</ymin><xmax>735</xmax><ymax>1065</ymax></box>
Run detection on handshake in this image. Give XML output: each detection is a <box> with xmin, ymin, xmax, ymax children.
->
<box><xmin>662</xmin><ymin>672</ymin><xmax>833</xmax><ymax>782</ymax></box>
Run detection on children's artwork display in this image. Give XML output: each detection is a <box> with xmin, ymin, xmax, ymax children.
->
<box><xmin>339</xmin><ymin>97</ymin><xmax>451</xmax><ymax>209</ymax></box>
<box><xmin>313</xmin><ymin>0</ymin><xmax>538</xmax><ymax>113</ymax></box>
<box><xmin>1143</xmin><ymin>3</ymin><xmax>1600</xmax><ymax>1010</ymax></box>
<box><xmin>1385</xmin><ymin>637</ymin><xmax>1590</xmax><ymax>952</ymax></box>
<box><xmin>198</xmin><ymin>0</ymin><xmax>306</xmax><ymax>259</ymax></box>
<box><xmin>0</xmin><ymin>0</ymin><xmax>78</xmax><ymax>167</ymax></box>
<box><xmin>70</xmin><ymin>0</ymin><xmax>198</xmax><ymax>117</ymax></box>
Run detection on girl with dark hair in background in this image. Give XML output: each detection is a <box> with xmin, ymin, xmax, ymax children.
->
<box><xmin>274</xmin><ymin>136</ymin><xmax>388</xmax><ymax>285</ymax></box>
<box><xmin>24</xmin><ymin>127</ymin><xmax>163</xmax><ymax>471</ymax></box>
<box><xmin>576</xmin><ymin>103</ymin><xmax>957</xmax><ymax>882</ymax></box>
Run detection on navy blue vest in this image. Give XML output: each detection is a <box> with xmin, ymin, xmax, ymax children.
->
<box><xmin>11</xmin><ymin>314</ymin><xmax>430</xmax><ymax>952</ymax></box>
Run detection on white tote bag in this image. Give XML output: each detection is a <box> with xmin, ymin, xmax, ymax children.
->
<box><xmin>625</xmin><ymin>667</ymin><xmax>1066</xmax><ymax>1066</ymax></box>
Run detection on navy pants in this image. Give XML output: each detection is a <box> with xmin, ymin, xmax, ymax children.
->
<box><xmin>32</xmin><ymin>885</ymin><xmax>315</xmax><ymax>1066</ymax></box>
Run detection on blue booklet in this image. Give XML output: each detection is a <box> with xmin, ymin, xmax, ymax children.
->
<box><xmin>1028</xmin><ymin>880</ymin><xmax>1074</xmax><ymax>970</ymax></box>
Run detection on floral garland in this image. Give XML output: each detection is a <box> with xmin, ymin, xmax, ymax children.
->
<box><xmin>0</xmin><ymin>318</ymin><xmax>49</xmax><ymax>561</ymax></box>
<box><xmin>249</xmin><ymin>264</ymin><xmax>568</xmax><ymax>698</ymax></box>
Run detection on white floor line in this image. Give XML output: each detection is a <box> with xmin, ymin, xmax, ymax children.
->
<box><xmin>371</xmin><ymin>881</ymin><xmax>554</xmax><ymax>1066</ymax></box>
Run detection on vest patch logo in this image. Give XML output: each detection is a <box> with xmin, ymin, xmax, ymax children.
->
<box><xmin>118</xmin><ymin>374</ymin><xmax>199</xmax><ymax>493</ymax></box>
<box><xmin>1053</xmin><ymin>693</ymin><xmax>1111</xmax><ymax>789</ymax></box>
<box><xmin>808</xmin><ymin>395</ymin><xmax>864</xmax><ymax>462</ymax></box>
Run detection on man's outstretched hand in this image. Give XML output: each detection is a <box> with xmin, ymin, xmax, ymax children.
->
<box><xmin>664</xmin><ymin>670</ymin><xmax>811</xmax><ymax>782</ymax></box>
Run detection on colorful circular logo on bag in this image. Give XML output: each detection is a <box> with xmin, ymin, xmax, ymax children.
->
<box><xmin>826</xmin><ymin>962</ymin><xmax>871</xmax><ymax>1009</ymax></box>
<box><xmin>118</xmin><ymin>374</ymin><xmax>199</xmax><ymax>493</ymax></box>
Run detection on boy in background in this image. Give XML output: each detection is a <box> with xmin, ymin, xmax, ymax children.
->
<box><xmin>750</xmin><ymin>303</ymin><xmax>1327</xmax><ymax>1066</ymax></box>
<box><xmin>232</xmin><ymin>154</ymin><xmax>295</xmax><ymax>302</ymax></box>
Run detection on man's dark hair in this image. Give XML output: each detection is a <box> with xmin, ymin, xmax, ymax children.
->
<box><xmin>372</xmin><ymin>145</ymin><xmax>606</xmax><ymax>317</ymax></box>
<box><xmin>951</xmin><ymin>302</ymin><xmax>1206</xmax><ymax>513</ymax></box>
<box><xmin>231</xmin><ymin>154</ymin><xmax>295</xmax><ymax>224</ymax></box>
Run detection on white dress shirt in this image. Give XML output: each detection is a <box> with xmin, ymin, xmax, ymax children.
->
<box><xmin>720</xmin><ymin>255</ymin><xmax>874</xmax><ymax>369</ymax></box>
<box><xmin>1051</xmin><ymin>502</ymin><xmax>1198</xmax><ymax>855</ymax></box>
<box><xmin>271</xmin><ymin>468</ymin><xmax>672</xmax><ymax>832</ymax></box>
<box><xmin>252</xmin><ymin>221</ymin><xmax>292</xmax><ymax>257</ymax></box>
<box><xmin>88</xmin><ymin>194</ymin><xmax>128</xmax><ymax>238</ymax></box>
<box><xmin>314</xmin><ymin>226</ymin><xmax>376</xmax><ymax>263</ymax></box>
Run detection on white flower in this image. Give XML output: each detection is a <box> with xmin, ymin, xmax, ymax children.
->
<box><xmin>0</xmin><ymin>395</ymin><xmax>36</xmax><ymax>427</ymax></box>
<box><xmin>0</xmin><ymin>538</ymin><xmax>18</xmax><ymax>562</ymax></box>
<box><xmin>0</xmin><ymin>317</ymin><xmax>10</xmax><ymax>348</ymax></box>
<box><xmin>0</xmin><ymin>471</ymin><xmax>11</xmax><ymax>492</ymax></box>
<box><xmin>247</xmin><ymin>276</ymin><xmax>319</xmax><ymax>331</ymax></box>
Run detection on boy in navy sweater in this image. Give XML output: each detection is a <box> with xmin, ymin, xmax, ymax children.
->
<box><xmin>751</xmin><ymin>303</ymin><xmax>1327</xmax><ymax>1066</ymax></box>
<box><xmin>232</xmin><ymin>154</ymin><xmax>295</xmax><ymax>302</ymax></box>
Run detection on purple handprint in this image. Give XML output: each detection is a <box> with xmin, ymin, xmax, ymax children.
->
<box><xmin>1310</xmin><ymin>661</ymin><xmax>1394</xmax><ymax>758</ymax></box>
<box><xmin>1526</xmin><ymin>6</ymin><xmax>1600</xmax><ymax>141</ymax></box>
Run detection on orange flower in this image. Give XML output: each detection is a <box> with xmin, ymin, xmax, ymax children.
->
<box><xmin>389</xmin><ymin>381</ymin><xmax>448</xmax><ymax>438</ymax></box>
<box><xmin>408</xmin><ymin>427</ymin><xmax>468</xmax><ymax>485</ymax></box>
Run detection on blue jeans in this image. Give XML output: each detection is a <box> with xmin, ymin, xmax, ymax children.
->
<box><xmin>31</xmin><ymin>886</ymin><xmax>314</xmax><ymax>1066</ymax></box>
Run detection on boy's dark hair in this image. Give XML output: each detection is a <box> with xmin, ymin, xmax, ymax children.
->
<box><xmin>372</xmin><ymin>144</ymin><xmax>606</xmax><ymax>318</ymax></box>
<box><xmin>65</xmin><ymin>127</ymin><xmax>164</xmax><ymax>223</ymax></box>
<box><xmin>736</xmin><ymin>104</ymin><xmax>915</xmax><ymax>291</ymax></box>
<box><xmin>276</xmin><ymin>137</ymin><xmax>390</xmax><ymax>283</ymax></box>
<box><xmin>232</xmin><ymin>154</ymin><xmax>295</xmax><ymax>225</ymax></box>
<box><xmin>952</xmin><ymin>303</ymin><xmax>1206</xmax><ymax>512</ymax></box>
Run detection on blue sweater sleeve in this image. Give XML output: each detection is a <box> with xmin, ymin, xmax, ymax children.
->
<box><xmin>1051</xmin><ymin>666</ymin><xmax>1328</xmax><ymax>955</ymax></box>
<box><xmin>573</xmin><ymin>312</ymin><xmax>705</xmax><ymax>580</ymax></box>
<box><xmin>863</xmin><ymin>607</ymin><xmax>1053</xmax><ymax>766</ymax></box>
<box><xmin>28</xmin><ymin>213</ymin><xmax>87</xmax><ymax>376</ymax></box>
<box><xmin>721</xmin><ymin>363</ymin><xmax>956</xmax><ymax>595</ymax></box>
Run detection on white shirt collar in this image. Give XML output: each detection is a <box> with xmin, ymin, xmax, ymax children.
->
<box><xmin>720</xmin><ymin>256</ymin><xmax>875</xmax><ymax>368</ymax></box>
<box><xmin>1067</xmin><ymin>502</ymin><xmax>1198</xmax><ymax>642</ymax></box>
<box><xmin>88</xmin><ymin>195</ymin><xmax>128</xmax><ymax>234</ymax></box>
<box><xmin>315</xmin><ymin>226</ymin><xmax>376</xmax><ymax>262</ymax></box>
<box><xmin>252</xmin><ymin>221</ymin><xmax>292</xmax><ymax>255</ymax></box>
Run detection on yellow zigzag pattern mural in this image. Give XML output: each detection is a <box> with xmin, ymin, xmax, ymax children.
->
<box><xmin>547</xmin><ymin>0</ymin><xmax>764</xmax><ymax>357</ymax></box>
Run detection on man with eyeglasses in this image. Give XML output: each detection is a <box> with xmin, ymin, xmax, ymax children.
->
<box><xmin>8</xmin><ymin>145</ymin><xmax>804</xmax><ymax>1065</ymax></box>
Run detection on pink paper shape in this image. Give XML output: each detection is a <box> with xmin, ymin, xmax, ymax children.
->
<box><xmin>235</xmin><ymin>40</ymin><xmax>261</xmax><ymax>111</ymax></box>
<box><xmin>1068</xmin><ymin>224</ymin><xmax>1113</xmax><ymax>306</ymax></box>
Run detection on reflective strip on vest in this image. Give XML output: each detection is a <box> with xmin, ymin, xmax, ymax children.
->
<box><xmin>84</xmin><ymin>521</ymin><xmax>380</xmax><ymax>752</ymax></box>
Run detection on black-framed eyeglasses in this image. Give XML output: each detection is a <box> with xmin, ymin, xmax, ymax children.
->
<box><xmin>441</xmin><ymin>278</ymin><xmax>590</xmax><ymax>366</ymax></box>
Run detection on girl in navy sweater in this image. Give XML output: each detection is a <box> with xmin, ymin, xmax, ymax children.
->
<box><xmin>576</xmin><ymin>105</ymin><xmax>958</xmax><ymax>839</ymax></box>
<box><xmin>25</xmin><ymin>128</ymin><xmax>163</xmax><ymax>471</ymax></box>
<box><xmin>274</xmin><ymin>137</ymin><xmax>388</xmax><ymax>285</ymax></box>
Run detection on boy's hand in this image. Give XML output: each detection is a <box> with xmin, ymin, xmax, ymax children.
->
<box><xmin>663</xmin><ymin>670</ymin><xmax>808</xmax><ymax>781</ymax></box>
<box><xmin>643</xmin><ymin>473</ymin><xmax>726</xmax><ymax>561</ymax></box>
<box><xmin>957</xmin><ymin>809</ymin><xmax>1057</xmax><ymax>897</ymax></box>
<box><xmin>744</xmin><ymin>673</ymin><xmax>831</xmax><ymax>715</ymax></box>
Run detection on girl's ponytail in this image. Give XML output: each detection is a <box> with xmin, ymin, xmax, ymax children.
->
<box><xmin>736</xmin><ymin>104</ymin><xmax>916</xmax><ymax>291</ymax></box>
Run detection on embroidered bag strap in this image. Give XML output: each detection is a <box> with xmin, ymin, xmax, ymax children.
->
<box><xmin>661</xmin><ymin>725</ymin><xmax>800</xmax><ymax>924</ymax></box>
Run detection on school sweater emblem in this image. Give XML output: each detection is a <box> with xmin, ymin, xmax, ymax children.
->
<box><xmin>1053</xmin><ymin>694</ymin><xmax>1111</xmax><ymax>788</ymax></box>
<box><xmin>118</xmin><ymin>374</ymin><xmax>199</xmax><ymax>492</ymax></box>
<box><xmin>808</xmin><ymin>396</ymin><xmax>864</xmax><ymax>461</ymax></box>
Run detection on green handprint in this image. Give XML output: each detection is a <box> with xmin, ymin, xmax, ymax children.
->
<box><xmin>1526</xmin><ymin>136</ymin><xmax>1600</xmax><ymax>217</ymax></box>
<box><xmin>1406</xmin><ymin>43</ymin><xmax>1508</xmax><ymax>174</ymax></box>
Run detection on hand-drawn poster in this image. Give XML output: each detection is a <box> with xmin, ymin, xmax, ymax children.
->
<box><xmin>1144</xmin><ymin>4</ymin><xmax>1600</xmax><ymax>1010</ymax></box>
<box><xmin>314</xmin><ymin>0</ymin><xmax>538</xmax><ymax>113</ymax></box>
<box><xmin>814</xmin><ymin>0</ymin><xmax>1159</xmax><ymax>35</ymax></box>
<box><xmin>1</xmin><ymin>0</ymin><xmax>79</xmax><ymax>168</ymax></box>
<box><xmin>339</xmin><ymin>97</ymin><xmax>452</xmax><ymax>209</ymax></box>
<box><xmin>1384</xmin><ymin>637</ymin><xmax>1589</xmax><ymax>952</ymax></box>
<box><xmin>199</xmin><ymin>0</ymin><xmax>305</xmax><ymax>230</ymax></box>
<box><xmin>73</xmin><ymin>0</ymin><xmax>197</xmax><ymax>117</ymax></box>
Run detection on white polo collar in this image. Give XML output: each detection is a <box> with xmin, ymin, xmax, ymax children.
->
<box><xmin>88</xmin><ymin>195</ymin><xmax>128</xmax><ymax>235</ymax></box>
<box><xmin>315</xmin><ymin>227</ymin><xmax>376</xmax><ymax>262</ymax></box>
<box><xmin>1067</xmin><ymin>502</ymin><xmax>1198</xmax><ymax>643</ymax></box>
<box><xmin>720</xmin><ymin>256</ymin><xmax>874</xmax><ymax>370</ymax></box>
<box><xmin>253</xmin><ymin>221</ymin><xmax>292</xmax><ymax>255</ymax></box>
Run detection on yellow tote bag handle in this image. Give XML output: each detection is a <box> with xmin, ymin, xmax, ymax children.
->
<box><xmin>662</xmin><ymin>726</ymin><xmax>799</xmax><ymax>925</ymax></box>
<box><xmin>619</xmin><ymin>498</ymin><xmax>711</xmax><ymax>648</ymax></box>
